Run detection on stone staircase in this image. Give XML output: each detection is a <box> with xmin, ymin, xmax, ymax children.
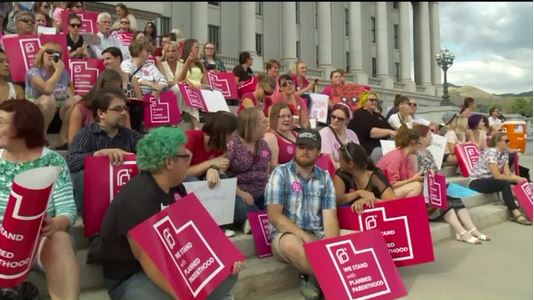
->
<box><xmin>28</xmin><ymin>161</ymin><xmax>511</xmax><ymax>300</ymax></box>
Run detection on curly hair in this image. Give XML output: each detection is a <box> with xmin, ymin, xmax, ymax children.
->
<box><xmin>136</xmin><ymin>127</ymin><xmax>187</xmax><ymax>172</ymax></box>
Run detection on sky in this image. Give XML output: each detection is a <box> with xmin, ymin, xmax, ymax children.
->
<box><xmin>439</xmin><ymin>2</ymin><xmax>533</xmax><ymax>95</ymax></box>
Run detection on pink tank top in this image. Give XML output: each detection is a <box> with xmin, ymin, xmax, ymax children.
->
<box><xmin>273</xmin><ymin>129</ymin><xmax>296</xmax><ymax>164</ymax></box>
<box><xmin>77</xmin><ymin>103</ymin><xmax>94</xmax><ymax>127</ymax></box>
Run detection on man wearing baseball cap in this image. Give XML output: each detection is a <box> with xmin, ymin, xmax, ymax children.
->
<box><xmin>265</xmin><ymin>129</ymin><xmax>340</xmax><ymax>300</ymax></box>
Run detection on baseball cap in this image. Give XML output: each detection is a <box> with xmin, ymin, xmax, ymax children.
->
<box><xmin>296</xmin><ymin>129</ymin><xmax>321</xmax><ymax>149</ymax></box>
<box><xmin>441</xmin><ymin>111</ymin><xmax>457</xmax><ymax>126</ymax></box>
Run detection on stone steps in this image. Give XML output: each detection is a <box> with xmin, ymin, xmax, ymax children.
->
<box><xmin>34</xmin><ymin>198</ymin><xmax>510</xmax><ymax>299</ymax></box>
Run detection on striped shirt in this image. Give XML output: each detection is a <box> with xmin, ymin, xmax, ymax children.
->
<box><xmin>121</xmin><ymin>59</ymin><xmax>168</xmax><ymax>95</ymax></box>
<box><xmin>0</xmin><ymin>148</ymin><xmax>77</xmax><ymax>225</ymax></box>
<box><xmin>66</xmin><ymin>122</ymin><xmax>140</xmax><ymax>172</ymax></box>
<box><xmin>264</xmin><ymin>160</ymin><xmax>337</xmax><ymax>239</ymax></box>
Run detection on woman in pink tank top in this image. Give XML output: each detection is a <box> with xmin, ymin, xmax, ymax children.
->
<box><xmin>263</xmin><ymin>103</ymin><xmax>297</xmax><ymax>169</ymax></box>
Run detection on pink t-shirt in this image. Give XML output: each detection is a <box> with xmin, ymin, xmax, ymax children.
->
<box><xmin>376</xmin><ymin>149</ymin><xmax>416</xmax><ymax>184</ymax></box>
<box><xmin>319</xmin><ymin>127</ymin><xmax>360</xmax><ymax>162</ymax></box>
<box><xmin>322</xmin><ymin>84</ymin><xmax>334</xmax><ymax>98</ymax></box>
<box><xmin>238</xmin><ymin>92</ymin><xmax>272</xmax><ymax>116</ymax></box>
<box><xmin>291</xmin><ymin>74</ymin><xmax>309</xmax><ymax>92</ymax></box>
<box><xmin>271</xmin><ymin>93</ymin><xmax>308</xmax><ymax>117</ymax></box>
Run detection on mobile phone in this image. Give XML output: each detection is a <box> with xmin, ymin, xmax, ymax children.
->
<box><xmin>53</xmin><ymin>53</ymin><xmax>60</xmax><ymax>63</ymax></box>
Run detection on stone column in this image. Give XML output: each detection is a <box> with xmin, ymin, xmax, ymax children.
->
<box><xmin>414</xmin><ymin>2</ymin><xmax>432</xmax><ymax>93</ymax></box>
<box><xmin>399</xmin><ymin>2</ymin><xmax>415</xmax><ymax>91</ymax></box>
<box><xmin>430</xmin><ymin>2</ymin><xmax>442</xmax><ymax>89</ymax></box>
<box><xmin>191</xmin><ymin>2</ymin><xmax>208</xmax><ymax>43</ymax></box>
<box><xmin>282</xmin><ymin>2</ymin><xmax>297</xmax><ymax>70</ymax></box>
<box><xmin>376</xmin><ymin>2</ymin><xmax>393</xmax><ymax>89</ymax></box>
<box><xmin>317</xmin><ymin>2</ymin><xmax>333</xmax><ymax>76</ymax></box>
<box><xmin>240</xmin><ymin>2</ymin><xmax>256</xmax><ymax>54</ymax></box>
<box><xmin>348</xmin><ymin>2</ymin><xmax>368</xmax><ymax>84</ymax></box>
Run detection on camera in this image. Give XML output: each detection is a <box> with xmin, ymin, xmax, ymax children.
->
<box><xmin>52</xmin><ymin>53</ymin><xmax>61</xmax><ymax>63</ymax></box>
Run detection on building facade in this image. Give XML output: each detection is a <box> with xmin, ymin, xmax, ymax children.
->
<box><xmin>92</xmin><ymin>2</ymin><xmax>444</xmax><ymax>106</ymax></box>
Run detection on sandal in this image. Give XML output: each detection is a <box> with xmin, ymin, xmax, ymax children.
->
<box><xmin>468</xmin><ymin>227</ymin><xmax>491</xmax><ymax>241</ymax></box>
<box><xmin>455</xmin><ymin>230</ymin><xmax>481</xmax><ymax>245</ymax></box>
<box><xmin>512</xmin><ymin>215</ymin><xmax>532</xmax><ymax>226</ymax></box>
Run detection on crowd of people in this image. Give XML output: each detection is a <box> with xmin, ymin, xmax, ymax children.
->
<box><xmin>0</xmin><ymin>2</ymin><xmax>531</xmax><ymax>300</ymax></box>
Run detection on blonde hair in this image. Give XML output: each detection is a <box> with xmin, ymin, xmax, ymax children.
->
<box><xmin>450</xmin><ymin>116</ymin><xmax>468</xmax><ymax>142</ymax></box>
<box><xmin>359</xmin><ymin>90</ymin><xmax>379</xmax><ymax>108</ymax></box>
<box><xmin>238</xmin><ymin>107</ymin><xmax>263</xmax><ymax>143</ymax></box>
<box><xmin>34</xmin><ymin>42</ymin><xmax>61</xmax><ymax>68</ymax></box>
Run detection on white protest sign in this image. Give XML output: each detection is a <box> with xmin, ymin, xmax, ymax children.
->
<box><xmin>309</xmin><ymin>93</ymin><xmax>329</xmax><ymax>124</ymax></box>
<box><xmin>428</xmin><ymin>134</ymin><xmax>447</xmax><ymax>170</ymax></box>
<box><xmin>182</xmin><ymin>178</ymin><xmax>237</xmax><ymax>225</ymax></box>
<box><xmin>200</xmin><ymin>89</ymin><xmax>230</xmax><ymax>112</ymax></box>
<box><xmin>380</xmin><ymin>140</ymin><xmax>396</xmax><ymax>156</ymax></box>
<box><xmin>37</xmin><ymin>26</ymin><xmax>56</xmax><ymax>35</ymax></box>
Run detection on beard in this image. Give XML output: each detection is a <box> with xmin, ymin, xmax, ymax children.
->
<box><xmin>295</xmin><ymin>155</ymin><xmax>316</xmax><ymax>168</ymax></box>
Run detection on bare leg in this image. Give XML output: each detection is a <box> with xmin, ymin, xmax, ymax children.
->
<box><xmin>59</xmin><ymin>96</ymin><xmax>80</xmax><ymax>145</ymax></box>
<box><xmin>35</xmin><ymin>95</ymin><xmax>56</xmax><ymax>134</ymax></box>
<box><xmin>394</xmin><ymin>181</ymin><xmax>423</xmax><ymax>198</ymax></box>
<box><xmin>40</xmin><ymin>231</ymin><xmax>80</xmax><ymax>300</ymax></box>
<box><xmin>443</xmin><ymin>209</ymin><xmax>467</xmax><ymax>235</ymax></box>
<box><xmin>278</xmin><ymin>234</ymin><xmax>314</xmax><ymax>275</ymax></box>
<box><xmin>457</xmin><ymin>208</ymin><xmax>489</xmax><ymax>238</ymax></box>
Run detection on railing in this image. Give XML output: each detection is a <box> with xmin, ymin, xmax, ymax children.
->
<box><xmin>307</xmin><ymin>68</ymin><xmax>323</xmax><ymax>78</ymax></box>
<box><xmin>218</xmin><ymin>55</ymin><xmax>239</xmax><ymax>69</ymax></box>
<box><xmin>368</xmin><ymin>78</ymin><xmax>382</xmax><ymax>86</ymax></box>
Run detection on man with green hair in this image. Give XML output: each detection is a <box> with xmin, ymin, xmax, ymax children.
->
<box><xmin>99</xmin><ymin>126</ymin><xmax>241</xmax><ymax>300</ymax></box>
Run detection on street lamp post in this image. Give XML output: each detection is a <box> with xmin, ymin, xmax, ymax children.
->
<box><xmin>435</xmin><ymin>49</ymin><xmax>455</xmax><ymax>106</ymax></box>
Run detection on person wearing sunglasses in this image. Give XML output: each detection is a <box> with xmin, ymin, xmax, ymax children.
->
<box><xmin>32</xmin><ymin>2</ymin><xmax>53</xmax><ymax>27</ymax></box>
<box><xmin>66</xmin><ymin>13</ymin><xmax>90</xmax><ymax>59</ymax></box>
<box><xmin>271</xmin><ymin>74</ymin><xmax>310</xmax><ymax>129</ymax></box>
<box><xmin>334</xmin><ymin>142</ymin><xmax>396</xmax><ymax>213</ymax></box>
<box><xmin>348</xmin><ymin>91</ymin><xmax>396</xmax><ymax>163</ymax></box>
<box><xmin>15</xmin><ymin>11</ymin><xmax>35</xmax><ymax>35</ymax></box>
<box><xmin>238</xmin><ymin>74</ymin><xmax>276</xmax><ymax>116</ymax></box>
<box><xmin>112</xmin><ymin>3</ymin><xmax>137</xmax><ymax>32</ymax></box>
<box><xmin>111</xmin><ymin>17</ymin><xmax>135</xmax><ymax>47</ymax></box>
<box><xmin>0</xmin><ymin>99</ymin><xmax>79</xmax><ymax>300</ymax></box>
<box><xmin>414</xmin><ymin>124</ymin><xmax>488</xmax><ymax>245</ymax></box>
<box><xmin>91</xmin><ymin>12</ymin><xmax>131</xmax><ymax>60</ymax></box>
<box><xmin>66</xmin><ymin>1</ymin><xmax>84</xmax><ymax>13</ymax></box>
<box><xmin>319</xmin><ymin>103</ymin><xmax>359</xmax><ymax>168</ymax></box>
<box><xmin>387</xmin><ymin>95</ymin><xmax>413</xmax><ymax>130</ymax></box>
<box><xmin>66</xmin><ymin>88</ymin><xmax>140</xmax><ymax>213</ymax></box>
<box><xmin>469</xmin><ymin>132</ymin><xmax>531</xmax><ymax>225</ymax></box>
<box><xmin>376</xmin><ymin>125</ymin><xmax>424</xmax><ymax>198</ymax></box>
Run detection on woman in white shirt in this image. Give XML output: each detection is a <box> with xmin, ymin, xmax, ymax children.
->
<box><xmin>443</xmin><ymin>114</ymin><xmax>468</xmax><ymax>166</ymax></box>
<box><xmin>319</xmin><ymin>103</ymin><xmax>359</xmax><ymax>168</ymax></box>
<box><xmin>388</xmin><ymin>95</ymin><xmax>413</xmax><ymax>130</ymax></box>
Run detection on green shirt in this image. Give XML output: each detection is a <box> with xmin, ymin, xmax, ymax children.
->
<box><xmin>0</xmin><ymin>148</ymin><xmax>77</xmax><ymax>226</ymax></box>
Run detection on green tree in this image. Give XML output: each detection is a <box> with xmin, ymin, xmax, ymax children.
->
<box><xmin>507</xmin><ymin>97</ymin><xmax>533</xmax><ymax>117</ymax></box>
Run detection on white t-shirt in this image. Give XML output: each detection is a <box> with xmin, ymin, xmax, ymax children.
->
<box><xmin>388</xmin><ymin>113</ymin><xmax>413</xmax><ymax>130</ymax></box>
<box><xmin>488</xmin><ymin>116</ymin><xmax>503</xmax><ymax>127</ymax></box>
<box><xmin>319</xmin><ymin>126</ymin><xmax>360</xmax><ymax>162</ymax></box>
<box><xmin>413</xmin><ymin>115</ymin><xmax>431</xmax><ymax>126</ymax></box>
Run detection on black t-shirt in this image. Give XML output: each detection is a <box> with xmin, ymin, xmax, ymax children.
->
<box><xmin>232</xmin><ymin>65</ymin><xmax>254</xmax><ymax>82</ymax></box>
<box><xmin>336</xmin><ymin>168</ymin><xmax>392</xmax><ymax>199</ymax></box>
<box><xmin>100</xmin><ymin>171</ymin><xmax>187</xmax><ymax>281</ymax></box>
<box><xmin>67</xmin><ymin>34</ymin><xmax>84</xmax><ymax>52</ymax></box>
<box><xmin>348</xmin><ymin>108</ymin><xmax>392</xmax><ymax>155</ymax></box>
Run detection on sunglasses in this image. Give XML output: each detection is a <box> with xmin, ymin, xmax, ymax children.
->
<box><xmin>331</xmin><ymin>115</ymin><xmax>346</xmax><ymax>122</ymax></box>
<box><xmin>19</xmin><ymin>18</ymin><xmax>35</xmax><ymax>24</ymax></box>
<box><xmin>74</xmin><ymin>5</ymin><xmax>83</xmax><ymax>8</ymax></box>
<box><xmin>70</xmin><ymin>23</ymin><xmax>82</xmax><ymax>28</ymax></box>
<box><xmin>205</xmin><ymin>47</ymin><xmax>215</xmax><ymax>50</ymax></box>
<box><xmin>339</xmin><ymin>144</ymin><xmax>355</xmax><ymax>161</ymax></box>
<box><xmin>281</xmin><ymin>81</ymin><xmax>294</xmax><ymax>88</ymax></box>
<box><xmin>368</xmin><ymin>98</ymin><xmax>378</xmax><ymax>103</ymax></box>
<box><xmin>108</xmin><ymin>106</ymin><xmax>129</xmax><ymax>113</ymax></box>
<box><xmin>408</xmin><ymin>103</ymin><xmax>417</xmax><ymax>107</ymax></box>
<box><xmin>120</xmin><ymin>20</ymin><xmax>130</xmax><ymax>24</ymax></box>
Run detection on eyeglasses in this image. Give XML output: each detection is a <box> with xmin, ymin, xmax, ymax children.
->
<box><xmin>120</xmin><ymin>20</ymin><xmax>130</xmax><ymax>24</ymax></box>
<box><xmin>339</xmin><ymin>144</ymin><xmax>355</xmax><ymax>161</ymax></box>
<box><xmin>108</xmin><ymin>106</ymin><xmax>129</xmax><ymax>113</ymax></box>
<box><xmin>331</xmin><ymin>115</ymin><xmax>346</xmax><ymax>122</ymax></box>
<box><xmin>368</xmin><ymin>98</ymin><xmax>378</xmax><ymax>103</ymax></box>
<box><xmin>70</xmin><ymin>23</ymin><xmax>81</xmax><ymax>28</ymax></box>
<box><xmin>172</xmin><ymin>153</ymin><xmax>191</xmax><ymax>162</ymax></box>
<box><xmin>408</xmin><ymin>102</ymin><xmax>417</xmax><ymax>107</ymax></box>
<box><xmin>281</xmin><ymin>81</ymin><xmax>294</xmax><ymax>88</ymax></box>
<box><xmin>19</xmin><ymin>18</ymin><xmax>35</xmax><ymax>24</ymax></box>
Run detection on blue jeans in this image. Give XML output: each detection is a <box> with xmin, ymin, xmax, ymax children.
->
<box><xmin>106</xmin><ymin>271</ymin><xmax>238</xmax><ymax>300</ymax></box>
<box><xmin>234</xmin><ymin>195</ymin><xmax>263</xmax><ymax>226</ymax></box>
<box><xmin>71</xmin><ymin>170</ymin><xmax>84</xmax><ymax>216</ymax></box>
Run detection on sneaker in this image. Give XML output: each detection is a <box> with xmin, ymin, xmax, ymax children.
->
<box><xmin>242</xmin><ymin>220</ymin><xmax>251</xmax><ymax>234</ymax></box>
<box><xmin>224</xmin><ymin>229</ymin><xmax>236</xmax><ymax>237</ymax></box>
<box><xmin>298</xmin><ymin>274</ymin><xmax>321</xmax><ymax>300</ymax></box>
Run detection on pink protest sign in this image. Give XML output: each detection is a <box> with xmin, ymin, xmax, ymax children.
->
<box><xmin>69</xmin><ymin>58</ymin><xmax>104</xmax><ymax>96</ymax></box>
<box><xmin>246</xmin><ymin>211</ymin><xmax>272</xmax><ymax>258</ymax></box>
<box><xmin>425</xmin><ymin>171</ymin><xmax>448</xmax><ymax>210</ymax></box>
<box><xmin>337</xmin><ymin>196</ymin><xmax>434</xmax><ymax>267</ymax></box>
<box><xmin>129</xmin><ymin>193</ymin><xmax>245</xmax><ymax>300</ymax></box>
<box><xmin>316</xmin><ymin>154</ymin><xmax>335</xmax><ymax>178</ymax></box>
<box><xmin>304</xmin><ymin>230</ymin><xmax>407</xmax><ymax>300</ymax></box>
<box><xmin>61</xmin><ymin>10</ymin><xmax>99</xmax><ymax>34</ymax></box>
<box><xmin>178</xmin><ymin>83</ymin><xmax>206</xmax><ymax>110</ymax></box>
<box><xmin>83</xmin><ymin>155</ymin><xmax>138</xmax><ymax>237</ymax></box>
<box><xmin>237</xmin><ymin>76</ymin><xmax>258</xmax><ymax>98</ymax></box>
<box><xmin>111</xmin><ymin>31</ymin><xmax>134</xmax><ymax>47</ymax></box>
<box><xmin>454</xmin><ymin>143</ymin><xmax>481</xmax><ymax>177</ymax></box>
<box><xmin>207</xmin><ymin>71</ymin><xmax>238</xmax><ymax>99</ymax></box>
<box><xmin>1</xmin><ymin>34</ymin><xmax>69</xmax><ymax>82</ymax></box>
<box><xmin>143</xmin><ymin>91</ymin><xmax>181</xmax><ymax>128</ymax></box>
<box><xmin>513</xmin><ymin>181</ymin><xmax>533</xmax><ymax>222</ymax></box>
<box><xmin>0</xmin><ymin>167</ymin><xmax>58</xmax><ymax>288</ymax></box>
